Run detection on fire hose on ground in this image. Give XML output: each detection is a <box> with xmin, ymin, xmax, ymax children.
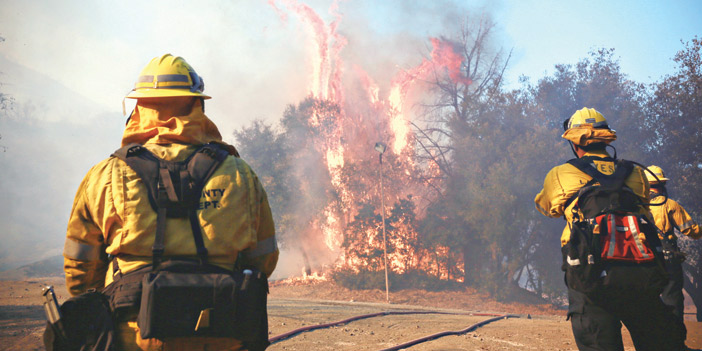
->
<box><xmin>268</xmin><ymin>310</ymin><xmax>518</xmax><ymax>349</ymax></box>
<box><xmin>379</xmin><ymin>314</ymin><xmax>516</xmax><ymax>351</ymax></box>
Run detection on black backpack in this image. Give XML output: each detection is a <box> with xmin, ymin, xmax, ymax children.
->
<box><xmin>561</xmin><ymin>157</ymin><xmax>667</xmax><ymax>297</ymax></box>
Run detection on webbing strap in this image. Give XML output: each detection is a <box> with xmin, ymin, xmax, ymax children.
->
<box><xmin>189</xmin><ymin>210</ymin><xmax>209</xmax><ymax>260</ymax></box>
<box><xmin>184</xmin><ymin>146</ymin><xmax>228</xmax><ymax>263</ymax></box>
<box><xmin>112</xmin><ymin>144</ymin><xmax>160</xmax><ymax>212</ymax></box>
<box><xmin>159</xmin><ymin>167</ymin><xmax>179</xmax><ymax>202</ymax></box>
<box><xmin>153</xmin><ymin>207</ymin><xmax>168</xmax><ymax>268</ymax></box>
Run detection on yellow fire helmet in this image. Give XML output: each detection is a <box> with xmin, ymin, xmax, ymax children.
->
<box><xmin>563</xmin><ymin>107</ymin><xmax>609</xmax><ymax>130</ymax></box>
<box><xmin>126</xmin><ymin>54</ymin><xmax>211</xmax><ymax>99</ymax></box>
<box><xmin>646</xmin><ymin>165</ymin><xmax>669</xmax><ymax>183</ymax></box>
<box><xmin>561</xmin><ymin>107</ymin><xmax>617</xmax><ymax>147</ymax></box>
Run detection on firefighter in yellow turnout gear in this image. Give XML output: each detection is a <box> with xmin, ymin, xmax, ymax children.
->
<box><xmin>535</xmin><ymin>107</ymin><xmax>684</xmax><ymax>351</ymax></box>
<box><xmin>63</xmin><ymin>54</ymin><xmax>278</xmax><ymax>351</ymax></box>
<box><xmin>647</xmin><ymin>165</ymin><xmax>700</xmax><ymax>342</ymax></box>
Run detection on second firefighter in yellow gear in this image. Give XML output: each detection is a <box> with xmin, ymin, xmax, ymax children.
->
<box><xmin>647</xmin><ymin>164</ymin><xmax>700</xmax><ymax>343</ymax></box>
<box><xmin>647</xmin><ymin>165</ymin><xmax>700</xmax><ymax>240</ymax></box>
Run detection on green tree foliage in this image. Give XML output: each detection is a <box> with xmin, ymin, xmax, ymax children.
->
<box><xmin>233</xmin><ymin>98</ymin><xmax>341</xmax><ymax>252</ymax></box>
<box><xmin>528</xmin><ymin>48</ymin><xmax>649</xmax><ymax>159</ymax></box>
<box><xmin>646</xmin><ymin>37</ymin><xmax>702</xmax><ymax>211</ymax></box>
<box><xmin>233</xmin><ymin>120</ymin><xmax>295</xmax><ymax>245</ymax></box>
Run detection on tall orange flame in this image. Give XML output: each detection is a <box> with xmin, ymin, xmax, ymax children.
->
<box><xmin>269</xmin><ymin>1</ymin><xmax>471</xmax><ymax>278</ymax></box>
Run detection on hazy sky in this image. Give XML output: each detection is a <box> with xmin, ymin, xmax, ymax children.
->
<box><xmin>1</xmin><ymin>0</ymin><xmax>699</xmax><ymax>129</ymax></box>
<box><xmin>0</xmin><ymin>0</ymin><xmax>700</xmax><ymax>272</ymax></box>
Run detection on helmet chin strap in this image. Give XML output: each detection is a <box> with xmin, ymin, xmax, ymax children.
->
<box><xmin>569</xmin><ymin>141</ymin><xmax>579</xmax><ymax>158</ymax></box>
<box><xmin>606</xmin><ymin>144</ymin><xmax>617</xmax><ymax>159</ymax></box>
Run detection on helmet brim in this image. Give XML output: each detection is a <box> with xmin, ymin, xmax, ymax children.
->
<box><xmin>126</xmin><ymin>88</ymin><xmax>211</xmax><ymax>99</ymax></box>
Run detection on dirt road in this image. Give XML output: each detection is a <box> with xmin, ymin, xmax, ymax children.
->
<box><xmin>1</xmin><ymin>278</ymin><xmax>700</xmax><ymax>350</ymax></box>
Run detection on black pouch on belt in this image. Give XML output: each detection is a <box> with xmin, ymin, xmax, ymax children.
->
<box><xmin>137</xmin><ymin>260</ymin><xmax>269</xmax><ymax>347</ymax></box>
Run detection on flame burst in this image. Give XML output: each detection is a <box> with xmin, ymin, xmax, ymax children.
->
<box><xmin>270</xmin><ymin>1</ymin><xmax>471</xmax><ymax>279</ymax></box>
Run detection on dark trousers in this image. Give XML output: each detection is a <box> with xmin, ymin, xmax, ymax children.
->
<box><xmin>661</xmin><ymin>258</ymin><xmax>688</xmax><ymax>339</ymax></box>
<box><xmin>568</xmin><ymin>288</ymin><xmax>685</xmax><ymax>351</ymax></box>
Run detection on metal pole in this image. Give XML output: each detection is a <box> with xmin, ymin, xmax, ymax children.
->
<box><xmin>379</xmin><ymin>152</ymin><xmax>390</xmax><ymax>303</ymax></box>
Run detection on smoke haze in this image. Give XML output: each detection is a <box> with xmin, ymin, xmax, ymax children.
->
<box><xmin>0</xmin><ymin>0</ymin><xmax>697</xmax><ymax>278</ymax></box>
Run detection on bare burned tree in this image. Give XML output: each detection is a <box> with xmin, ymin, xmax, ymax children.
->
<box><xmin>410</xmin><ymin>14</ymin><xmax>522</xmax><ymax>292</ymax></box>
<box><xmin>413</xmin><ymin>14</ymin><xmax>512</xmax><ymax>184</ymax></box>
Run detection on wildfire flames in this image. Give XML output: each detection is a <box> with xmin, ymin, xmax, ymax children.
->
<box><xmin>269</xmin><ymin>0</ymin><xmax>471</xmax><ymax>283</ymax></box>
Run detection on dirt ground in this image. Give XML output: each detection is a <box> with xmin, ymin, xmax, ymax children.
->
<box><xmin>1</xmin><ymin>277</ymin><xmax>700</xmax><ymax>350</ymax></box>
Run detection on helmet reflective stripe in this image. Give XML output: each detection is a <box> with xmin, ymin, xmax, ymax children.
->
<box><xmin>645</xmin><ymin>165</ymin><xmax>669</xmax><ymax>182</ymax></box>
<box><xmin>570</xmin><ymin>120</ymin><xmax>608</xmax><ymax>129</ymax></box>
<box><xmin>136</xmin><ymin>74</ymin><xmax>193</xmax><ymax>89</ymax></box>
<box><xmin>137</xmin><ymin>74</ymin><xmax>190</xmax><ymax>83</ymax></box>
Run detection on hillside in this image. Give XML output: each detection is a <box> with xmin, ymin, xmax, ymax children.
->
<box><xmin>0</xmin><ymin>255</ymin><xmax>63</xmax><ymax>280</ymax></box>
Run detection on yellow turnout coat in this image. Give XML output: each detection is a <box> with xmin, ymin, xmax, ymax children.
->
<box><xmin>534</xmin><ymin>150</ymin><xmax>651</xmax><ymax>246</ymax></box>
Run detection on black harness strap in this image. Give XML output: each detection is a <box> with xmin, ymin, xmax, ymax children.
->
<box><xmin>112</xmin><ymin>143</ymin><xmax>229</xmax><ymax>269</ymax></box>
<box><xmin>563</xmin><ymin>157</ymin><xmax>634</xmax><ymax>211</ymax></box>
<box><xmin>567</xmin><ymin>157</ymin><xmax>633</xmax><ymax>190</ymax></box>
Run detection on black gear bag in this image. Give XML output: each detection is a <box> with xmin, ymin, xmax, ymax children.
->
<box><xmin>561</xmin><ymin>157</ymin><xmax>668</xmax><ymax>298</ymax></box>
<box><xmin>43</xmin><ymin>289</ymin><xmax>115</xmax><ymax>351</ymax></box>
<box><xmin>110</xmin><ymin>143</ymin><xmax>270</xmax><ymax>350</ymax></box>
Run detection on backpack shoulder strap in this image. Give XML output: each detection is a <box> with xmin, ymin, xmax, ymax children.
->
<box><xmin>112</xmin><ymin>144</ymin><xmax>161</xmax><ymax>212</ymax></box>
<box><xmin>566</xmin><ymin>157</ymin><xmax>634</xmax><ymax>190</ymax></box>
<box><xmin>182</xmin><ymin>143</ymin><xmax>229</xmax><ymax>262</ymax></box>
<box><xmin>186</xmin><ymin>143</ymin><xmax>230</xmax><ymax>192</ymax></box>
<box><xmin>563</xmin><ymin>158</ymin><xmax>598</xmax><ymax>211</ymax></box>
<box><xmin>112</xmin><ymin>144</ymin><xmax>172</xmax><ymax>267</ymax></box>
